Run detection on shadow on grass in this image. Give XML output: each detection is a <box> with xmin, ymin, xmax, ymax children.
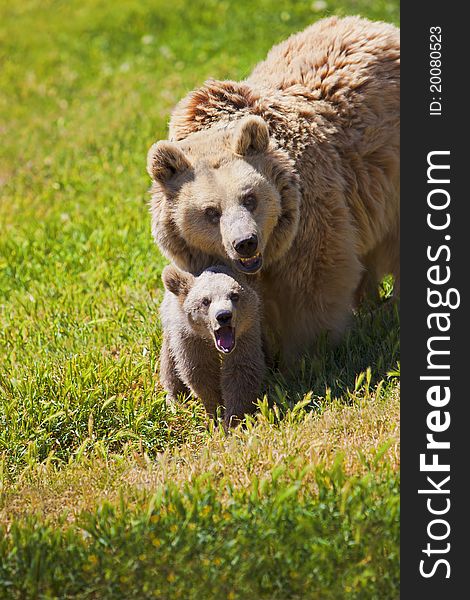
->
<box><xmin>265</xmin><ymin>299</ymin><xmax>400</xmax><ymax>409</ymax></box>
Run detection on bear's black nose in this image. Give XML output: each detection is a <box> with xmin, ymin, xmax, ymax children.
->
<box><xmin>233</xmin><ymin>234</ymin><xmax>258</xmax><ymax>258</ymax></box>
<box><xmin>216</xmin><ymin>310</ymin><xmax>232</xmax><ymax>325</ymax></box>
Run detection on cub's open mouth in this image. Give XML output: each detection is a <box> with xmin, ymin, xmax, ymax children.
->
<box><xmin>214</xmin><ymin>326</ymin><xmax>236</xmax><ymax>354</ymax></box>
<box><xmin>235</xmin><ymin>253</ymin><xmax>263</xmax><ymax>274</ymax></box>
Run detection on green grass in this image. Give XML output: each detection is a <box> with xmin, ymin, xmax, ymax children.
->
<box><xmin>1</xmin><ymin>460</ymin><xmax>399</xmax><ymax>600</ymax></box>
<box><xmin>0</xmin><ymin>1</ymin><xmax>400</xmax><ymax>598</ymax></box>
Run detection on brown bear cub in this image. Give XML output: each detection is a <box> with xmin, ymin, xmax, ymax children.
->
<box><xmin>160</xmin><ymin>264</ymin><xmax>265</xmax><ymax>426</ymax></box>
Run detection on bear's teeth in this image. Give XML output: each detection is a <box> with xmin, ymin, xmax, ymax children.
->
<box><xmin>241</xmin><ymin>253</ymin><xmax>260</xmax><ymax>266</ymax></box>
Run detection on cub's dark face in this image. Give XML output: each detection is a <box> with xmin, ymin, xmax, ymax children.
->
<box><xmin>148</xmin><ymin>116</ymin><xmax>300</xmax><ymax>275</ymax></box>
<box><xmin>162</xmin><ymin>266</ymin><xmax>257</xmax><ymax>354</ymax></box>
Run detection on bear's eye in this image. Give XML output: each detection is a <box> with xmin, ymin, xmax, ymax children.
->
<box><xmin>241</xmin><ymin>193</ymin><xmax>257</xmax><ymax>212</ymax></box>
<box><xmin>204</xmin><ymin>206</ymin><xmax>221</xmax><ymax>224</ymax></box>
<box><xmin>201</xmin><ymin>297</ymin><xmax>211</xmax><ymax>307</ymax></box>
<box><xmin>229</xmin><ymin>292</ymin><xmax>240</xmax><ymax>303</ymax></box>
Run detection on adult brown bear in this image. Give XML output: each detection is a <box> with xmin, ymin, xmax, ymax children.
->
<box><xmin>147</xmin><ymin>16</ymin><xmax>400</xmax><ymax>365</ymax></box>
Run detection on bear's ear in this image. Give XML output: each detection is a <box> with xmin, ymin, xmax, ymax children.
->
<box><xmin>147</xmin><ymin>141</ymin><xmax>191</xmax><ymax>184</ymax></box>
<box><xmin>162</xmin><ymin>265</ymin><xmax>195</xmax><ymax>298</ymax></box>
<box><xmin>232</xmin><ymin>115</ymin><xmax>270</xmax><ymax>156</ymax></box>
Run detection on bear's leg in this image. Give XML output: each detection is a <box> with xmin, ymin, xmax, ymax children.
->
<box><xmin>278</xmin><ymin>294</ymin><xmax>355</xmax><ymax>370</ymax></box>
<box><xmin>382</xmin><ymin>219</ymin><xmax>400</xmax><ymax>300</ymax></box>
<box><xmin>175</xmin><ymin>337</ymin><xmax>222</xmax><ymax>418</ymax></box>
<box><xmin>386</xmin><ymin>225</ymin><xmax>400</xmax><ymax>298</ymax></box>
<box><xmin>359</xmin><ymin>222</ymin><xmax>400</xmax><ymax>303</ymax></box>
<box><xmin>354</xmin><ymin>269</ymin><xmax>381</xmax><ymax>308</ymax></box>
<box><xmin>220</xmin><ymin>328</ymin><xmax>265</xmax><ymax>427</ymax></box>
<box><xmin>159</xmin><ymin>335</ymin><xmax>189</xmax><ymax>400</ymax></box>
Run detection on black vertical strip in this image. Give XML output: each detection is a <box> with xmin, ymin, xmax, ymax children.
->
<box><xmin>401</xmin><ymin>3</ymin><xmax>468</xmax><ymax>597</ymax></box>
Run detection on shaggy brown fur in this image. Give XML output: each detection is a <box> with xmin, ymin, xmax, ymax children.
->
<box><xmin>148</xmin><ymin>16</ymin><xmax>400</xmax><ymax>364</ymax></box>
<box><xmin>160</xmin><ymin>265</ymin><xmax>265</xmax><ymax>425</ymax></box>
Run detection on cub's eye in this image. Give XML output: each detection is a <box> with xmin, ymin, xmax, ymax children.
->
<box><xmin>229</xmin><ymin>292</ymin><xmax>240</xmax><ymax>303</ymax></box>
<box><xmin>241</xmin><ymin>193</ymin><xmax>257</xmax><ymax>212</ymax></box>
<box><xmin>202</xmin><ymin>297</ymin><xmax>211</xmax><ymax>307</ymax></box>
<box><xmin>204</xmin><ymin>206</ymin><xmax>221</xmax><ymax>224</ymax></box>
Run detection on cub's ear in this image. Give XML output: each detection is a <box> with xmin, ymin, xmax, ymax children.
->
<box><xmin>232</xmin><ymin>115</ymin><xmax>269</xmax><ymax>156</ymax></box>
<box><xmin>147</xmin><ymin>141</ymin><xmax>191</xmax><ymax>184</ymax></box>
<box><xmin>162</xmin><ymin>265</ymin><xmax>195</xmax><ymax>297</ymax></box>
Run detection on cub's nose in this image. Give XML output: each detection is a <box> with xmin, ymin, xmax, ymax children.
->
<box><xmin>216</xmin><ymin>310</ymin><xmax>232</xmax><ymax>325</ymax></box>
<box><xmin>233</xmin><ymin>234</ymin><xmax>258</xmax><ymax>258</ymax></box>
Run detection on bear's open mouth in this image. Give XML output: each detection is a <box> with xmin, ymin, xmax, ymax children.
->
<box><xmin>235</xmin><ymin>253</ymin><xmax>262</xmax><ymax>274</ymax></box>
<box><xmin>214</xmin><ymin>326</ymin><xmax>236</xmax><ymax>354</ymax></box>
